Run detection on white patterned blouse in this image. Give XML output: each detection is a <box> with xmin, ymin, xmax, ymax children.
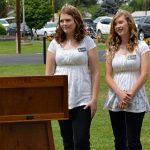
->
<box><xmin>104</xmin><ymin>40</ymin><xmax>150</xmax><ymax>113</ymax></box>
<box><xmin>48</xmin><ymin>36</ymin><xmax>96</xmax><ymax>109</ymax></box>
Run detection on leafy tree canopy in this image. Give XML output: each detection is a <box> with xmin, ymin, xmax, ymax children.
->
<box><xmin>127</xmin><ymin>0</ymin><xmax>150</xmax><ymax>12</ymax></box>
<box><xmin>101</xmin><ymin>0</ymin><xmax>119</xmax><ymax>14</ymax></box>
<box><xmin>78</xmin><ymin>5</ymin><xmax>105</xmax><ymax>19</ymax></box>
<box><xmin>6</xmin><ymin>0</ymin><xmax>53</xmax><ymax>30</ymax></box>
<box><xmin>25</xmin><ymin>0</ymin><xmax>53</xmax><ymax>30</ymax></box>
<box><xmin>62</xmin><ymin>0</ymin><xmax>102</xmax><ymax>19</ymax></box>
<box><xmin>143</xmin><ymin>0</ymin><xmax>150</xmax><ymax>11</ymax></box>
<box><xmin>0</xmin><ymin>0</ymin><xmax>7</xmax><ymax>18</ymax></box>
<box><xmin>128</xmin><ymin>0</ymin><xmax>143</xmax><ymax>11</ymax></box>
<box><xmin>63</xmin><ymin>0</ymin><xmax>98</xmax><ymax>7</ymax></box>
<box><xmin>114</xmin><ymin>0</ymin><xmax>128</xmax><ymax>6</ymax></box>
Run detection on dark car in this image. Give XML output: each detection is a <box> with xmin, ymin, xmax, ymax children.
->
<box><xmin>83</xmin><ymin>18</ymin><xmax>96</xmax><ymax>31</ymax></box>
<box><xmin>20</xmin><ymin>23</ymin><xmax>33</xmax><ymax>37</ymax></box>
<box><xmin>7</xmin><ymin>22</ymin><xmax>16</xmax><ymax>36</ymax></box>
<box><xmin>83</xmin><ymin>18</ymin><xmax>97</xmax><ymax>39</ymax></box>
<box><xmin>7</xmin><ymin>22</ymin><xmax>33</xmax><ymax>37</ymax></box>
<box><xmin>138</xmin><ymin>16</ymin><xmax>150</xmax><ymax>40</ymax></box>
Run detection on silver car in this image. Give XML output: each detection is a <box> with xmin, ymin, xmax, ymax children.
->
<box><xmin>138</xmin><ymin>16</ymin><xmax>150</xmax><ymax>40</ymax></box>
<box><xmin>35</xmin><ymin>22</ymin><xmax>57</xmax><ymax>37</ymax></box>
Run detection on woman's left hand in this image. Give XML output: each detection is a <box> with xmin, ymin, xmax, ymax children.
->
<box><xmin>84</xmin><ymin>99</ymin><xmax>98</xmax><ymax>118</ymax></box>
<box><xmin>118</xmin><ymin>92</ymin><xmax>133</xmax><ymax>109</ymax></box>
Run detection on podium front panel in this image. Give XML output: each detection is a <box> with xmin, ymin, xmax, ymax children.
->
<box><xmin>0</xmin><ymin>75</ymin><xmax>68</xmax><ymax>123</ymax></box>
<box><xmin>0</xmin><ymin>122</ymin><xmax>53</xmax><ymax>150</ymax></box>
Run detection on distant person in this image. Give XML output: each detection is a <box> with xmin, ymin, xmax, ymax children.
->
<box><xmin>104</xmin><ymin>10</ymin><xmax>150</xmax><ymax>150</ymax></box>
<box><xmin>45</xmin><ymin>4</ymin><xmax>99</xmax><ymax>150</ymax></box>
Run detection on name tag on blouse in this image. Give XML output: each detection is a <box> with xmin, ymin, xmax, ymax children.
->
<box><xmin>127</xmin><ymin>54</ymin><xmax>136</xmax><ymax>60</ymax></box>
<box><xmin>78</xmin><ymin>47</ymin><xmax>86</xmax><ymax>52</ymax></box>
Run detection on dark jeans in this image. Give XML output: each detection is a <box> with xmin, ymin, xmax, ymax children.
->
<box><xmin>58</xmin><ymin>106</ymin><xmax>91</xmax><ymax>150</ymax></box>
<box><xmin>109</xmin><ymin>111</ymin><xmax>145</xmax><ymax>150</ymax></box>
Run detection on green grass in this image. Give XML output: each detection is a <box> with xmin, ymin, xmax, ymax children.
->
<box><xmin>97</xmin><ymin>42</ymin><xmax>106</xmax><ymax>51</ymax></box>
<box><xmin>0</xmin><ymin>63</ymin><xmax>149</xmax><ymax>150</ymax></box>
<box><xmin>0</xmin><ymin>40</ymin><xmax>106</xmax><ymax>55</ymax></box>
<box><xmin>0</xmin><ymin>40</ymin><xmax>50</xmax><ymax>55</ymax></box>
<box><xmin>0</xmin><ymin>64</ymin><xmax>45</xmax><ymax>76</ymax></box>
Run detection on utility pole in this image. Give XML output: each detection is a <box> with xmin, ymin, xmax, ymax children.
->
<box><xmin>52</xmin><ymin>0</ymin><xmax>55</xmax><ymax>22</ymax></box>
<box><xmin>22</xmin><ymin>0</ymin><xmax>26</xmax><ymax>41</ymax></box>
<box><xmin>16</xmin><ymin>0</ymin><xmax>21</xmax><ymax>54</ymax></box>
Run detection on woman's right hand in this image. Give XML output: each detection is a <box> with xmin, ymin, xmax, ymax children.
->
<box><xmin>117</xmin><ymin>90</ymin><xmax>132</xmax><ymax>109</ymax></box>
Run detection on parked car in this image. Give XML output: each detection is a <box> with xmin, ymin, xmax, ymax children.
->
<box><xmin>20</xmin><ymin>23</ymin><xmax>33</xmax><ymax>37</ymax></box>
<box><xmin>83</xmin><ymin>18</ymin><xmax>97</xmax><ymax>39</ymax></box>
<box><xmin>0</xmin><ymin>19</ymin><xmax>9</xmax><ymax>31</ymax></box>
<box><xmin>137</xmin><ymin>16</ymin><xmax>150</xmax><ymax>40</ymax></box>
<box><xmin>7</xmin><ymin>22</ymin><xmax>33</xmax><ymax>37</ymax></box>
<box><xmin>96</xmin><ymin>16</ymin><xmax>112</xmax><ymax>38</ymax></box>
<box><xmin>34</xmin><ymin>22</ymin><xmax>57</xmax><ymax>38</ymax></box>
<box><xmin>133</xmin><ymin>16</ymin><xmax>145</xmax><ymax>28</ymax></box>
<box><xmin>84</xmin><ymin>23</ymin><xmax>97</xmax><ymax>39</ymax></box>
<box><xmin>134</xmin><ymin>18</ymin><xmax>141</xmax><ymax>28</ymax></box>
<box><xmin>93</xmin><ymin>16</ymin><xmax>102</xmax><ymax>26</ymax></box>
<box><xmin>83</xmin><ymin>18</ymin><xmax>96</xmax><ymax>31</ymax></box>
<box><xmin>7</xmin><ymin>22</ymin><xmax>16</xmax><ymax>35</ymax></box>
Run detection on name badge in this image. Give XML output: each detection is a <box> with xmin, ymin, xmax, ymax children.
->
<box><xmin>78</xmin><ymin>47</ymin><xmax>86</xmax><ymax>52</ymax></box>
<box><xmin>127</xmin><ymin>54</ymin><xmax>136</xmax><ymax>60</ymax></box>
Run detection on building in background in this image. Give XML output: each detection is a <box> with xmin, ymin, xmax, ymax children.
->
<box><xmin>132</xmin><ymin>11</ymin><xmax>150</xmax><ymax>17</ymax></box>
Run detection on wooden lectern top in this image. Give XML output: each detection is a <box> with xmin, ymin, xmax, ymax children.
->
<box><xmin>0</xmin><ymin>75</ymin><xmax>68</xmax><ymax>123</ymax></box>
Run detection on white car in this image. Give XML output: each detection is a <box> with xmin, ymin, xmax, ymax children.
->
<box><xmin>35</xmin><ymin>22</ymin><xmax>57</xmax><ymax>37</ymax></box>
<box><xmin>0</xmin><ymin>19</ymin><xmax>9</xmax><ymax>31</ymax></box>
<box><xmin>96</xmin><ymin>16</ymin><xmax>112</xmax><ymax>37</ymax></box>
<box><xmin>93</xmin><ymin>16</ymin><xmax>102</xmax><ymax>25</ymax></box>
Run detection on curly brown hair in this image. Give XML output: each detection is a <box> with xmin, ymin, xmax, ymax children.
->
<box><xmin>107</xmin><ymin>10</ymin><xmax>138</xmax><ymax>56</ymax></box>
<box><xmin>55</xmin><ymin>4</ymin><xmax>85</xmax><ymax>43</ymax></box>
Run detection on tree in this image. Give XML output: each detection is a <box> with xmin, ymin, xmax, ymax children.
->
<box><xmin>5</xmin><ymin>0</ymin><xmax>53</xmax><ymax>30</ymax></box>
<box><xmin>79</xmin><ymin>5</ymin><xmax>105</xmax><ymax>19</ymax></box>
<box><xmin>55</xmin><ymin>0</ymin><xmax>64</xmax><ymax>12</ymax></box>
<box><xmin>120</xmin><ymin>4</ymin><xmax>132</xmax><ymax>12</ymax></box>
<box><xmin>128</xmin><ymin>0</ymin><xmax>144</xmax><ymax>11</ymax></box>
<box><xmin>101</xmin><ymin>0</ymin><xmax>119</xmax><ymax>14</ymax></box>
<box><xmin>125</xmin><ymin>0</ymin><xmax>150</xmax><ymax>12</ymax></box>
<box><xmin>89</xmin><ymin>5</ymin><xmax>105</xmax><ymax>19</ymax></box>
<box><xmin>58</xmin><ymin>0</ymin><xmax>100</xmax><ymax>19</ymax></box>
<box><xmin>143</xmin><ymin>0</ymin><xmax>150</xmax><ymax>11</ymax></box>
<box><xmin>115</xmin><ymin>0</ymin><xmax>129</xmax><ymax>6</ymax></box>
<box><xmin>0</xmin><ymin>0</ymin><xmax>7</xmax><ymax>18</ymax></box>
<box><xmin>25</xmin><ymin>0</ymin><xmax>53</xmax><ymax>30</ymax></box>
<box><xmin>6</xmin><ymin>0</ymin><xmax>16</xmax><ymax>6</ymax></box>
<box><xmin>0</xmin><ymin>24</ymin><xmax>7</xmax><ymax>35</ymax></box>
<box><xmin>63</xmin><ymin>0</ymin><xmax>98</xmax><ymax>7</ymax></box>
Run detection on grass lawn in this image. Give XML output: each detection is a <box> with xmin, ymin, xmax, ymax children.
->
<box><xmin>0</xmin><ymin>40</ymin><xmax>47</xmax><ymax>55</ymax></box>
<box><xmin>0</xmin><ymin>63</ymin><xmax>149</xmax><ymax>150</ymax></box>
<box><xmin>0</xmin><ymin>40</ymin><xmax>106</xmax><ymax>55</ymax></box>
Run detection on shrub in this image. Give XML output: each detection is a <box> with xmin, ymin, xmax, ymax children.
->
<box><xmin>0</xmin><ymin>24</ymin><xmax>7</xmax><ymax>35</ymax></box>
<box><xmin>47</xmin><ymin>36</ymin><xmax>54</xmax><ymax>41</ymax></box>
<box><xmin>144</xmin><ymin>38</ymin><xmax>150</xmax><ymax>45</ymax></box>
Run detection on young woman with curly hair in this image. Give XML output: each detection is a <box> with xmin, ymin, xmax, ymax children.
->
<box><xmin>104</xmin><ymin>10</ymin><xmax>150</xmax><ymax>150</ymax></box>
<box><xmin>45</xmin><ymin>4</ymin><xmax>99</xmax><ymax>150</ymax></box>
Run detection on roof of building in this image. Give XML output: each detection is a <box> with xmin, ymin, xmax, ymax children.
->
<box><xmin>132</xmin><ymin>11</ymin><xmax>150</xmax><ymax>17</ymax></box>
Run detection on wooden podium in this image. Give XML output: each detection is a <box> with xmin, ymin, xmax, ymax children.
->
<box><xmin>0</xmin><ymin>75</ymin><xmax>68</xmax><ymax>150</ymax></box>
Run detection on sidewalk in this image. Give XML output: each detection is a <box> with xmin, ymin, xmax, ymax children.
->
<box><xmin>0</xmin><ymin>51</ymin><xmax>106</xmax><ymax>66</ymax></box>
<box><xmin>0</xmin><ymin>54</ymin><xmax>43</xmax><ymax>65</ymax></box>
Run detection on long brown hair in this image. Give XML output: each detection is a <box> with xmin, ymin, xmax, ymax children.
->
<box><xmin>107</xmin><ymin>10</ymin><xmax>138</xmax><ymax>57</ymax></box>
<box><xmin>55</xmin><ymin>4</ymin><xmax>85</xmax><ymax>43</ymax></box>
